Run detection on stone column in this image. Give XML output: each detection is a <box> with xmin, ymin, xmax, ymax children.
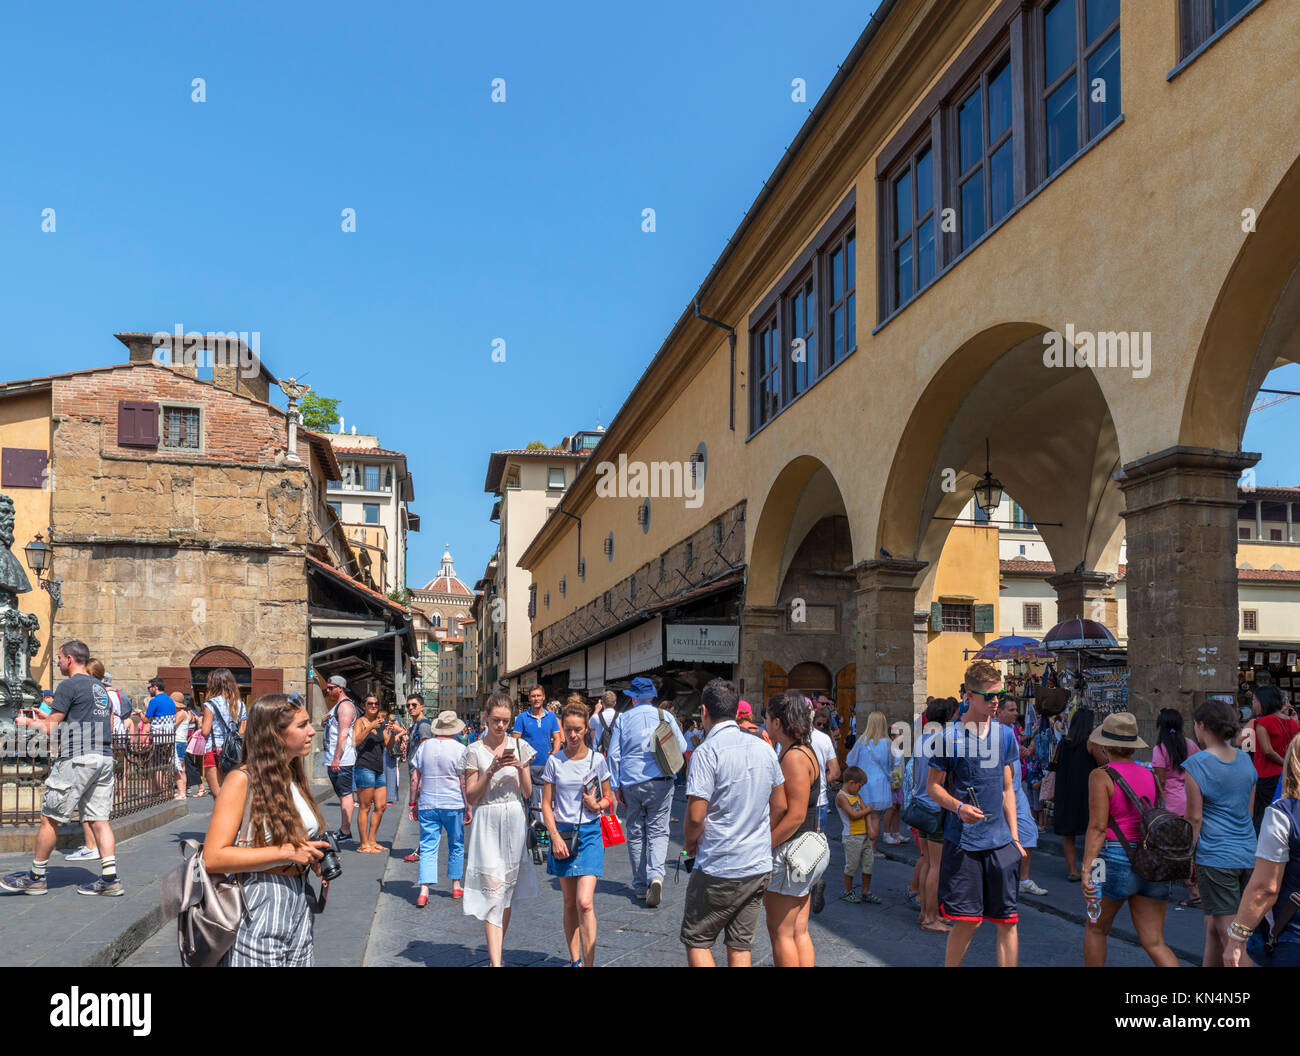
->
<box><xmin>737</xmin><ymin>605</ymin><xmax>784</xmax><ymax>700</ymax></box>
<box><xmin>1118</xmin><ymin>446</ymin><xmax>1258</xmax><ymax>723</ymax></box>
<box><xmin>851</xmin><ymin>557</ymin><xmax>926</xmax><ymax>726</ymax></box>
<box><xmin>913</xmin><ymin>610</ymin><xmax>930</xmax><ymax>710</ymax></box>
<box><xmin>1047</xmin><ymin>569</ymin><xmax>1118</xmax><ymax>632</ymax></box>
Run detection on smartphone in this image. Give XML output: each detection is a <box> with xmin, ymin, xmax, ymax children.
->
<box><xmin>500</xmin><ymin>747</ymin><xmax>515</xmax><ymax>761</ymax></box>
<box><xmin>582</xmin><ymin>773</ymin><xmax>600</xmax><ymax>798</ymax></box>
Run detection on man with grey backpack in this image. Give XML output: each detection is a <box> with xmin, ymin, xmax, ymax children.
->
<box><xmin>607</xmin><ymin>677</ymin><xmax>687</xmax><ymax>907</ymax></box>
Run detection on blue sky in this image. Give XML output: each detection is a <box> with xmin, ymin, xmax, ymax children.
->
<box><xmin>1</xmin><ymin>1</ymin><xmax>1294</xmax><ymax>587</ymax></box>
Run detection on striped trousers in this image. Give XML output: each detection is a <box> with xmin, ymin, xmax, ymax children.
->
<box><xmin>222</xmin><ymin>872</ymin><xmax>314</xmax><ymax>967</ymax></box>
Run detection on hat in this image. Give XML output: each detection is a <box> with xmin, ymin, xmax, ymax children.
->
<box><xmin>1088</xmin><ymin>711</ymin><xmax>1147</xmax><ymax>749</ymax></box>
<box><xmin>433</xmin><ymin>710</ymin><xmax>465</xmax><ymax>736</ymax></box>
<box><xmin>737</xmin><ymin>700</ymin><xmax>753</xmax><ymax>719</ymax></box>
<box><xmin>327</xmin><ymin>675</ymin><xmax>348</xmax><ymax>689</ymax></box>
<box><xmin>623</xmin><ymin>676</ymin><xmax>657</xmax><ymax>700</ymax></box>
<box><xmin>41</xmin><ymin>689</ymin><xmax>54</xmax><ymax>699</ymax></box>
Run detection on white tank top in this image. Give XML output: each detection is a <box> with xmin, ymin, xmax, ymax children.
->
<box><xmin>323</xmin><ymin>700</ymin><xmax>357</xmax><ymax>766</ymax></box>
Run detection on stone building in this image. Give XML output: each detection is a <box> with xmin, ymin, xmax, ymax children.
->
<box><xmin>325</xmin><ymin>431</ymin><xmax>418</xmax><ymax>595</ymax></box>
<box><xmin>0</xmin><ymin>331</ymin><xmax>414</xmax><ymax>719</ymax></box>
<box><xmin>512</xmin><ymin>0</ymin><xmax>1300</xmax><ymax>726</ymax></box>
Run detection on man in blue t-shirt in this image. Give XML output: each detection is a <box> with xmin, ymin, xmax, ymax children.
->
<box><xmin>144</xmin><ymin>677</ymin><xmax>176</xmax><ymax>735</ymax></box>
<box><xmin>513</xmin><ymin>685</ymin><xmax>561</xmax><ymax>815</ymax></box>
<box><xmin>927</xmin><ymin>660</ymin><xmax>1024</xmax><ymax>967</ymax></box>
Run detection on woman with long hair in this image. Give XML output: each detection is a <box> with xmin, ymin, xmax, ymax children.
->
<box><xmin>1052</xmin><ymin>706</ymin><xmax>1104</xmax><ymax>881</ymax></box>
<box><xmin>845</xmin><ymin>710</ymin><xmax>893</xmax><ymax>844</ymax></box>
<box><xmin>1184</xmin><ymin>697</ymin><xmax>1258</xmax><ymax>966</ymax></box>
<box><xmin>1247</xmin><ymin>685</ymin><xmax>1300</xmax><ymax>833</ymax></box>
<box><xmin>764</xmin><ymin>690</ymin><xmax>829</xmax><ymax>967</ymax></box>
<box><xmin>912</xmin><ymin>697</ymin><xmax>959</xmax><ymax>930</ymax></box>
<box><xmin>200</xmin><ymin>668</ymin><xmax>247</xmax><ymax>798</ymax></box>
<box><xmin>1226</xmin><ymin>734</ymin><xmax>1300</xmax><ymax>967</ymax></box>
<box><xmin>541</xmin><ymin>699</ymin><xmax>613</xmax><ymax>966</ymax></box>
<box><xmin>202</xmin><ymin>694</ymin><xmax>329</xmax><ymax>966</ymax></box>
<box><xmin>1152</xmin><ymin>706</ymin><xmax>1201</xmax><ymax>906</ymax></box>
<box><xmin>352</xmin><ymin>695</ymin><xmax>397</xmax><ymax>853</ymax></box>
<box><xmin>461</xmin><ymin>691</ymin><xmax>540</xmax><ymax>966</ymax></box>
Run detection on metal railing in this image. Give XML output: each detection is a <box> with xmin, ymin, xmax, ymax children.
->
<box><xmin>1</xmin><ymin>732</ymin><xmax>177</xmax><ymax>827</ymax></box>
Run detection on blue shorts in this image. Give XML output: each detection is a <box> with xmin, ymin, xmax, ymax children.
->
<box><xmin>328</xmin><ymin>765</ymin><xmax>355</xmax><ymax>797</ymax></box>
<box><xmin>938</xmin><ymin>840</ymin><xmax>1020</xmax><ymax>923</ymax></box>
<box><xmin>353</xmin><ymin>766</ymin><xmax>385</xmax><ymax>790</ymax></box>
<box><xmin>1099</xmin><ymin>841</ymin><xmax>1172</xmax><ymax>902</ymax></box>
<box><xmin>547</xmin><ymin>820</ymin><xmax>604</xmax><ymax>878</ymax></box>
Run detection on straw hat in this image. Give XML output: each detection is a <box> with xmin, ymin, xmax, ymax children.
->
<box><xmin>432</xmin><ymin>710</ymin><xmax>465</xmax><ymax>736</ymax></box>
<box><xmin>1088</xmin><ymin>711</ymin><xmax>1147</xmax><ymax>749</ymax></box>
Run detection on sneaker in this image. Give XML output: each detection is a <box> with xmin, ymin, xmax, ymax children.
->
<box><xmin>862</xmin><ymin>892</ymin><xmax>883</xmax><ymax>905</ymax></box>
<box><xmin>1019</xmin><ymin>879</ymin><xmax>1048</xmax><ymax>896</ymax></box>
<box><xmin>646</xmin><ymin>878</ymin><xmax>662</xmax><ymax>908</ymax></box>
<box><xmin>843</xmin><ymin>891</ymin><xmax>863</xmax><ymax>904</ymax></box>
<box><xmin>77</xmin><ymin>877</ymin><xmax>124</xmax><ymax>897</ymax></box>
<box><xmin>65</xmin><ymin>845</ymin><xmax>101</xmax><ymax>862</ymax></box>
<box><xmin>330</xmin><ymin>830</ymin><xmax>353</xmax><ymax>844</ymax></box>
<box><xmin>904</xmin><ymin>890</ymin><xmax>921</xmax><ymax>909</ymax></box>
<box><xmin>0</xmin><ymin>871</ymin><xmax>47</xmax><ymax>895</ymax></box>
<box><xmin>811</xmin><ymin>879</ymin><xmax>826</xmax><ymax>915</ymax></box>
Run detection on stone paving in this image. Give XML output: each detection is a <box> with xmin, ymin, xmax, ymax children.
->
<box><xmin>363</xmin><ymin>784</ymin><xmax>1197</xmax><ymax>967</ymax></box>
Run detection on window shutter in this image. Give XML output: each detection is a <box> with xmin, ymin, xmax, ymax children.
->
<box><xmin>118</xmin><ymin>400</ymin><xmax>159</xmax><ymax>448</ymax></box>
<box><xmin>249</xmin><ymin>668</ymin><xmax>284</xmax><ymax>702</ymax></box>
<box><xmin>1</xmin><ymin>448</ymin><xmax>49</xmax><ymax>488</ymax></box>
<box><xmin>929</xmin><ymin>602</ymin><xmax>943</xmax><ymax>632</ymax></box>
<box><xmin>974</xmin><ymin>604</ymin><xmax>995</xmax><ymax>633</ymax></box>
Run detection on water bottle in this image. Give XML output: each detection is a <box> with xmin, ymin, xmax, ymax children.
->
<box><xmin>1085</xmin><ymin>891</ymin><xmax>1102</xmax><ymax>923</ymax></box>
<box><xmin>1085</xmin><ymin>856</ymin><xmax>1106</xmax><ymax>923</ymax></box>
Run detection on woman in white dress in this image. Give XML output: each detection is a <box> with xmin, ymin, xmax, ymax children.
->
<box><xmin>461</xmin><ymin>691</ymin><xmax>539</xmax><ymax>966</ymax></box>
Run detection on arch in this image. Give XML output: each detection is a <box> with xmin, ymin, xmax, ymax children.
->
<box><xmin>876</xmin><ymin>322</ymin><xmax>1127</xmax><ymax>577</ymax></box>
<box><xmin>1181</xmin><ymin>153</ymin><xmax>1300</xmax><ymax>450</ymax></box>
<box><xmin>747</xmin><ymin>455</ymin><xmax>854</xmax><ymax>607</ymax></box>
<box><xmin>787</xmin><ymin>661</ymin><xmax>832</xmax><ymax>695</ymax></box>
<box><xmin>189</xmin><ymin>645</ymin><xmax>253</xmax><ymax>669</ymax></box>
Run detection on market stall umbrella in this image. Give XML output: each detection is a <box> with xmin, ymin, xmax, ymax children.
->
<box><xmin>1043</xmin><ymin>618</ymin><xmax>1118</xmax><ymax>651</ymax></box>
<box><xmin>972</xmin><ymin>634</ymin><xmax>1051</xmax><ymax>660</ymax></box>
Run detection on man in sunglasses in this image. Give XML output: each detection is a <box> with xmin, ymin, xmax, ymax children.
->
<box><xmin>402</xmin><ymin>694</ymin><xmax>434</xmax><ymax>863</ymax></box>
<box><xmin>927</xmin><ymin>660</ymin><xmax>1024</xmax><ymax>967</ymax></box>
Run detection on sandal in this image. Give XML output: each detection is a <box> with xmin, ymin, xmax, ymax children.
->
<box><xmin>862</xmin><ymin>892</ymin><xmax>883</xmax><ymax>905</ymax></box>
<box><xmin>1066</xmin><ymin>873</ymin><xmax>1082</xmax><ymax>883</ymax></box>
<box><xmin>1178</xmin><ymin>896</ymin><xmax>1201</xmax><ymax>908</ymax></box>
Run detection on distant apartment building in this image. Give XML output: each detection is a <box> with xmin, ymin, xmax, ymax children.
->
<box><xmin>325</xmin><ymin>430</ymin><xmax>418</xmax><ymax>595</ymax></box>
<box><xmin>483</xmin><ymin>429</ymin><xmax>601</xmax><ymax>699</ymax></box>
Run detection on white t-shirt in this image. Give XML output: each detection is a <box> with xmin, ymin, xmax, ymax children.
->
<box><xmin>1257</xmin><ymin>801</ymin><xmax>1296</xmax><ymax>862</ymax></box>
<box><xmin>809</xmin><ymin>727</ymin><xmax>836</xmax><ymax>808</ymax></box>
<box><xmin>541</xmin><ymin>749</ymin><xmax>610</xmax><ymax>827</ymax></box>
<box><xmin>412</xmin><ymin>737</ymin><xmax>468</xmax><ymax>811</ymax></box>
<box><xmin>205</xmin><ymin>695</ymin><xmax>247</xmax><ymax>751</ymax></box>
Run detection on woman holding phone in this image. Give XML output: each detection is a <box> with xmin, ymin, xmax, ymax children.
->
<box><xmin>541</xmin><ymin>700</ymin><xmax>613</xmax><ymax>967</ymax></box>
<box><xmin>461</xmin><ymin>691</ymin><xmax>540</xmax><ymax>966</ymax></box>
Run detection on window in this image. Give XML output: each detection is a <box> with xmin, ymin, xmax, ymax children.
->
<box><xmin>363</xmin><ymin>503</ymin><xmax>380</xmax><ymax>524</ymax></box>
<box><xmin>941</xmin><ymin>603</ymin><xmax>974</xmax><ymax>632</ymax></box>
<box><xmin>890</xmin><ymin>144</ymin><xmax>934</xmax><ymax>309</ymax></box>
<box><xmin>528</xmin><ymin>586</ymin><xmax>537</xmax><ymax>619</ymax></box>
<box><xmin>559</xmin><ymin>575</ymin><xmax>566</xmax><ymax>597</ymax></box>
<box><xmin>1179</xmin><ymin>0</ymin><xmax>1259</xmax><ymax>59</ymax></box>
<box><xmin>1271</xmin><ymin>529</ymin><xmax>1283</xmax><ymax>541</ymax></box>
<box><xmin>547</xmin><ymin>467</ymin><xmax>566</xmax><ymax>489</ymax></box>
<box><xmin>973</xmin><ymin>504</ymin><xmax>991</xmax><ymax>525</ymax></box>
<box><xmin>1011</xmin><ymin>501</ymin><xmax>1034</xmax><ymax>530</ymax></box>
<box><xmin>685</xmin><ymin>540</ymin><xmax>694</xmax><ymax>568</ymax></box>
<box><xmin>1040</xmin><ymin>0</ymin><xmax>1120</xmax><ymax>177</ymax></box>
<box><xmin>786</xmin><ymin>270</ymin><xmax>815</xmax><ymax>400</ymax></box>
<box><xmin>753</xmin><ymin>311</ymin><xmax>780</xmax><ymax>430</ymax></box>
<box><xmin>364</xmin><ymin>465</ymin><xmax>380</xmax><ymax>491</ymax></box>
<box><xmin>1239</xmin><ymin>527</ymin><xmax>1252</xmax><ymax>540</ymax></box>
<box><xmin>327</xmin><ymin>502</ymin><xmax>341</xmax><ymax>519</ymax></box>
<box><xmin>160</xmin><ymin>405</ymin><xmax>201</xmax><ymax>450</ymax></box>
<box><xmin>1243</xmin><ymin>609</ymin><xmax>1258</xmax><ymax>632</ymax></box>
<box><xmin>956</xmin><ymin>53</ymin><xmax>1015</xmax><ymax>250</ymax></box>
<box><xmin>824</xmin><ymin>227</ymin><xmax>856</xmax><ymax>366</ymax></box>
<box><xmin>1023</xmin><ymin>603</ymin><xmax>1043</xmax><ymax>629</ymax></box>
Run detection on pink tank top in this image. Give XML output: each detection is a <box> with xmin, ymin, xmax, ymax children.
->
<box><xmin>1106</xmin><ymin>760</ymin><xmax>1156</xmax><ymax>843</ymax></box>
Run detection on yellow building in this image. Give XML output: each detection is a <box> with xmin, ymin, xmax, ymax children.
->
<box><xmin>511</xmin><ymin>0</ymin><xmax>1300</xmax><ymax>725</ymax></box>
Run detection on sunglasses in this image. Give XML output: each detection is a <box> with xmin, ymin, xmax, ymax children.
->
<box><xmin>968</xmin><ymin>689</ymin><xmax>1008</xmax><ymax>704</ymax></box>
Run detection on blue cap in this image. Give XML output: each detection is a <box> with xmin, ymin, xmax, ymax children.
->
<box><xmin>623</xmin><ymin>676</ymin><xmax>657</xmax><ymax>700</ymax></box>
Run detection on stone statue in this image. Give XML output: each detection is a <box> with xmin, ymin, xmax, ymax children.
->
<box><xmin>0</xmin><ymin>495</ymin><xmax>42</xmax><ymax>718</ymax></box>
<box><xmin>278</xmin><ymin>378</ymin><xmax>312</xmax><ymax>402</ymax></box>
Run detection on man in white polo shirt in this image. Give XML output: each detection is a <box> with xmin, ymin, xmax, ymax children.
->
<box><xmin>681</xmin><ymin>678</ymin><xmax>785</xmax><ymax>967</ymax></box>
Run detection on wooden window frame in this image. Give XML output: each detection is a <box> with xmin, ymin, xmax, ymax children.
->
<box><xmin>782</xmin><ymin>267</ymin><xmax>816</xmax><ymax>403</ymax></box>
<box><xmin>884</xmin><ymin>140</ymin><xmax>937</xmax><ymax>314</ymax></box>
<box><xmin>821</xmin><ymin>220</ymin><xmax>856</xmax><ymax>370</ymax></box>
<box><xmin>751</xmin><ymin>310</ymin><xmax>781</xmax><ymax>432</ymax></box>
<box><xmin>1177</xmin><ymin>0</ymin><xmax>1263</xmax><ymax>62</ymax></box>
<box><xmin>951</xmin><ymin>48</ymin><xmax>1016</xmax><ymax>254</ymax></box>
<box><xmin>1023</xmin><ymin>602</ymin><xmax>1043</xmax><ymax>629</ymax></box>
<box><xmin>1242</xmin><ymin>609</ymin><xmax>1258</xmax><ymax>632</ymax></box>
<box><xmin>941</xmin><ymin>602</ymin><xmax>974</xmax><ymax>633</ymax></box>
<box><xmin>159</xmin><ymin>401</ymin><xmax>205</xmax><ymax>454</ymax></box>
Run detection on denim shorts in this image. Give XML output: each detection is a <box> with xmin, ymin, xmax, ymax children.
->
<box><xmin>1099</xmin><ymin>841</ymin><xmax>1171</xmax><ymax>902</ymax></box>
<box><xmin>353</xmin><ymin>766</ymin><xmax>385</xmax><ymax>790</ymax></box>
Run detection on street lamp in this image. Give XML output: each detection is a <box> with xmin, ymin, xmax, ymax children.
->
<box><xmin>973</xmin><ymin>438</ymin><xmax>1005</xmax><ymax>514</ymax></box>
<box><xmin>23</xmin><ymin>531</ymin><xmax>61</xmax><ymax>610</ymax></box>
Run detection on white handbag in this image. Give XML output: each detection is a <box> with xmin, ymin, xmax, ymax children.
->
<box><xmin>782</xmin><ymin>830</ymin><xmax>829</xmax><ymax>884</ymax></box>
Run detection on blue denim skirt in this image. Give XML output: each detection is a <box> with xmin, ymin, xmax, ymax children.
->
<box><xmin>1099</xmin><ymin>841</ymin><xmax>1172</xmax><ymax>902</ymax></box>
<box><xmin>547</xmin><ymin>820</ymin><xmax>604</xmax><ymax>878</ymax></box>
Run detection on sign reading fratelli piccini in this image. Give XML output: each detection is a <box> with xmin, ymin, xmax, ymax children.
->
<box><xmin>665</xmin><ymin>624</ymin><xmax>739</xmax><ymax>663</ymax></box>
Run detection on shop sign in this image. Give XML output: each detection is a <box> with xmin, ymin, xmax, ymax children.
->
<box><xmin>666</xmin><ymin>623</ymin><xmax>740</xmax><ymax>663</ymax></box>
<box><xmin>587</xmin><ymin>642</ymin><xmax>605</xmax><ymax>691</ymax></box>
<box><xmin>629</xmin><ymin>617</ymin><xmax>663</xmax><ymax>673</ymax></box>
<box><xmin>568</xmin><ymin>651</ymin><xmax>586</xmax><ymax>689</ymax></box>
<box><xmin>606</xmin><ymin>633</ymin><xmax>631</xmax><ymax>679</ymax></box>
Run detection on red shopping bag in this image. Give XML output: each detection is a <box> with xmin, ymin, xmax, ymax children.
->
<box><xmin>600</xmin><ymin>812</ymin><xmax>626</xmax><ymax>847</ymax></box>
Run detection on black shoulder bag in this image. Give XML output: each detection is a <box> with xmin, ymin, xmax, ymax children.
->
<box><xmin>209</xmin><ymin>699</ymin><xmax>245</xmax><ymax>775</ymax></box>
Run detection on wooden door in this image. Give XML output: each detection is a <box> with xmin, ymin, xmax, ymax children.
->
<box><xmin>835</xmin><ymin>663</ymin><xmax>856</xmax><ymax>766</ymax></box>
<box><xmin>250</xmin><ymin>667</ymin><xmax>284</xmax><ymax>703</ymax></box>
<box><xmin>762</xmin><ymin>662</ymin><xmax>788</xmax><ymax>709</ymax></box>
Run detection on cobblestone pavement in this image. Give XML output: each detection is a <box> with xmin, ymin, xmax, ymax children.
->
<box><xmin>363</xmin><ymin>785</ymin><xmax>1193</xmax><ymax>967</ymax></box>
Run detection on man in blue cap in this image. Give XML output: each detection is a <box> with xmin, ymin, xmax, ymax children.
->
<box><xmin>608</xmin><ymin>676</ymin><xmax>687</xmax><ymax>907</ymax></box>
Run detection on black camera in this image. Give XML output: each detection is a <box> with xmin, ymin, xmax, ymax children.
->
<box><xmin>318</xmin><ymin>832</ymin><xmax>342</xmax><ymax>882</ymax></box>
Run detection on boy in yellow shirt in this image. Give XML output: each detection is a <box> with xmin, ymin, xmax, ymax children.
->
<box><xmin>837</xmin><ymin>767</ymin><xmax>879</xmax><ymax>904</ymax></box>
